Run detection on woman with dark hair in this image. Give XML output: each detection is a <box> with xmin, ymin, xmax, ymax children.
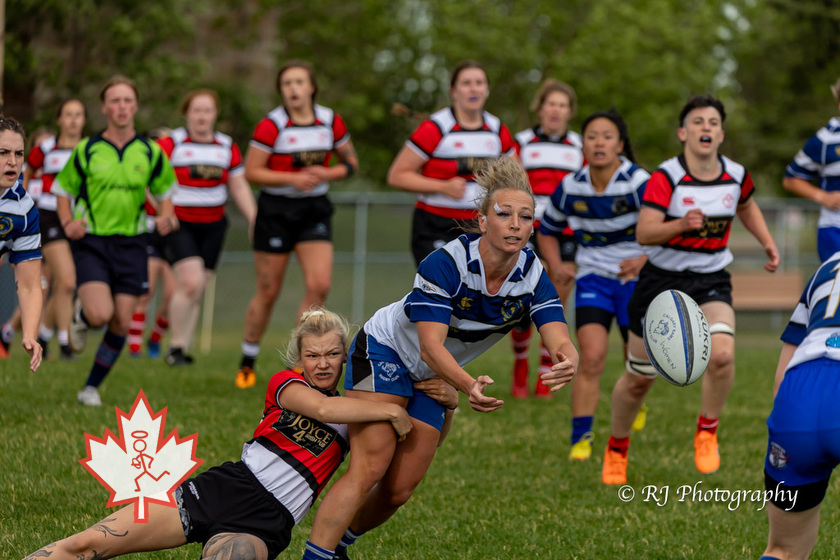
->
<box><xmin>601</xmin><ymin>94</ymin><xmax>780</xmax><ymax>485</ymax></box>
<box><xmin>511</xmin><ymin>78</ymin><xmax>583</xmax><ymax>398</ymax></box>
<box><xmin>235</xmin><ymin>61</ymin><xmax>358</xmax><ymax>389</ymax></box>
<box><xmin>537</xmin><ymin>109</ymin><xmax>649</xmax><ymax>461</ymax></box>
<box><xmin>387</xmin><ymin>60</ymin><xmax>518</xmax><ymax>267</ymax></box>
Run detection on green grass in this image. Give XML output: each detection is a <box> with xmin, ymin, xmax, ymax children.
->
<box><xmin>4</xmin><ymin>327</ymin><xmax>840</xmax><ymax>559</ymax></box>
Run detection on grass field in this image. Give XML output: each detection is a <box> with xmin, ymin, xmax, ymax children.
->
<box><xmin>4</xmin><ymin>324</ymin><xmax>839</xmax><ymax>559</ymax></box>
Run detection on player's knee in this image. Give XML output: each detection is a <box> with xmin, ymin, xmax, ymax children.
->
<box><xmin>626</xmin><ymin>352</ymin><xmax>658</xmax><ymax>380</ymax></box>
<box><xmin>383</xmin><ymin>485</ymin><xmax>417</xmax><ymax>510</ymax></box>
<box><xmin>579</xmin><ymin>349</ymin><xmax>606</xmax><ymax>376</ymax></box>
<box><xmin>203</xmin><ymin>534</ymin><xmax>267</xmax><ymax>560</ymax></box>
<box><xmin>56</xmin><ymin>532</ymin><xmax>97</xmax><ymax>556</ymax></box>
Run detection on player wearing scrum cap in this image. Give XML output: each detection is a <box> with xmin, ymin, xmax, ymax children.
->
<box><xmin>783</xmin><ymin>77</ymin><xmax>840</xmax><ymax>263</ymax></box>
<box><xmin>601</xmin><ymin>94</ymin><xmax>780</xmax><ymax>485</ymax></box>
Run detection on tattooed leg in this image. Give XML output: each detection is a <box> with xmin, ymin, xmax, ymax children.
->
<box><xmin>23</xmin><ymin>503</ymin><xmax>186</xmax><ymax>560</ymax></box>
<box><xmin>202</xmin><ymin>533</ymin><xmax>268</xmax><ymax>560</ymax></box>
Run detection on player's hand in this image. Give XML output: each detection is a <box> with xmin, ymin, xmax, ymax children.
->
<box><xmin>541</xmin><ymin>351</ymin><xmax>576</xmax><ymax>392</ymax></box>
<box><xmin>441</xmin><ymin>177</ymin><xmax>467</xmax><ymax>200</ymax></box>
<box><xmin>415</xmin><ymin>377</ymin><xmax>459</xmax><ymax>409</ymax></box>
<box><xmin>21</xmin><ymin>336</ymin><xmax>42</xmax><ymax>373</ymax></box>
<box><xmin>63</xmin><ymin>218</ymin><xmax>87</xmax><ymax>240</ymax></box>
<box><xmin>131</xmin><ymin>457</ymin><xmax>142</xmax><ymax>469</ymax></box>
<box><xmin>305</xmin><ymin>165</ymin><xmax>330</xmax><ymax>182</ymax></box>
<box><xmin>764</xmin><ymin>244</ymin><xmax>781</xmax><ymax>273</ymax></box>
<box><xmin>294</xmin><ymin>170</ymin><xmax>321</xmax><ymax>191</ymax></box>
<box><xmin>154</xmin><ymin>215</ymin><xmax>178</xmax><ymax>235</ymax></box>
<box><xmin>388</xmin><ymin>405</ymin><xmax>413</xmax><ymax>442</ymax></box>
<box><xmin>681</xmin><ymin>208</ymin><xmax>704</xmax><ymax>231</ymax></box>
<box><xmin>551</xmin><ymin>263</ymin><xmax>576</xmax><ymax>290</ymax></box>
<box><xmin>819</xmin><ymin>191</ymin><xmax>840</xmax><ymax>211</ymax></box>
<box><xmin>618</xmin><ymin>255</ymin><xmax>647</xmax><ymax>282</ymax></box>
<box><xmin>467</xmin><ymin>375</ymin><xmax>504</xmax><ymax>412</ymax></box>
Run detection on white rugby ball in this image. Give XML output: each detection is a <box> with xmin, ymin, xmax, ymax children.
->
<box><xmin>643</xmin><ymin>290</ymin><xmax>711</xmax><ymax>386</ymax></box>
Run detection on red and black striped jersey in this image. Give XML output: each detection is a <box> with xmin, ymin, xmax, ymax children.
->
<box><xmin>241</xmin><ymin>369</ymin><xmax>349</xmax><ymax>524</ymax></box>
<box><xmin>407</xmin><ymin>107</ymin><xmax>516</xmax><ymax>219</ymax></box>
<box><xmin>643</xmin><ymin>154</ymin><xmax>754</xmax><ymax>273</ymax></box>
<box><xmin>249</xmin><ymin>104</ymin><xmax>349</xmax><ymax>199</ymax></box>
<box><xmin>515</xmin><ymin>126</ymin><xmax>583</xmax><ymax>224</ymax></box>
<box><xmin>158</xmin><ymin>127</ymin><xmax>244</xmax><ymax>223</ymax></box>
<box><xmin>27</xmin><ymin>136</ymin><xmax>73</xmax><ymax>211</ymax></box>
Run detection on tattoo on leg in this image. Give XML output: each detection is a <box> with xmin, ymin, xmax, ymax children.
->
<box><xmin>23</xmin><ymin>543</ymin><xmax>55</xmax><ymax>559</ymax></box>
<box><xmin>203</xmin><ymin>533</ymin><xmax>266</xmax><ymax>560</ymax></box>
<box><xmin>92</xmin><ymin>517</ymin><xmax>128</xmax><ymax>538</ymax></box>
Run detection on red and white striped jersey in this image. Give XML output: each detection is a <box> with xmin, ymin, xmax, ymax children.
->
<box><xmin>158</xmin><ymin>127</ymin><xmax>244</xmax><ymax>223</ymax></box>
<box><xmin>407</xmin><ymin>107</ymin><xmax>516</xmax><ymax>219</ymax></box>
<box><xmin>241</xmin><ymin>369</ymin><xmax>349</xmax><ymax>524</ymax></box>
<box><xmin>249</xmin><ymin>104</ymin><xmax>349</xmax><ymax>199</ymax></box>
<box><xmin>515</xmin><ymin>126</ymin><xmax>583</xmax><ymax>223</ymax></box>
<box><xmin>27</xmin><ymin>136</ymin><xmax>73</xmax><ymax>211</ymax></box>
<box><xmin>643</xmin><ymin>154</ymin><xmax>754</xmax><ymax>273</ymax></box>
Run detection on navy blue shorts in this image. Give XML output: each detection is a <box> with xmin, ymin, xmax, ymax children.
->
<box><xmin>71</xmin><ymin>235</ymin><xmax>148</xmax><ymax>296</ymax></box>
<box><xmin>764</xmin><ymin>358</ymin><xmax>840</xmax><ymax>511</ymax></box>
<box><xmin>817</xmin><ymin>226</ymin><xmax>840</xmax><ymax>263</ymax></box>
<box><xmin>575</xmin><ymin>273</ymin><xmax>636</xmax><ymax>329</ymax></box>
<box><xmin>345</xmin><ymin>328</ymin><xmax>446</xmax><ymax>431</ymax></box>
<box><xmin>175</xmin><ymin>461</ymin><xmax>294</xmax><ymax>560</ymax></box>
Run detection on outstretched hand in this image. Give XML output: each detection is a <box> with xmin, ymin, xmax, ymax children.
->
<box><xmin>539</xmin><ymin>351</ymin><xmax>576</xmax><ymax>393</ymax></box>
<box><xmin>21</xmin><ymin>336</ymin><xmax>43</xmax><ymax>373</ymax></box>
<box><xmin>467</xmin><ymin>375</ymin><xmax>504</xmax><ymax>412</ymax></box>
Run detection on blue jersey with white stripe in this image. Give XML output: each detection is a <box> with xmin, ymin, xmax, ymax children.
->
<box><xmin>780</xmin><ymin>251</ymin><xmax>840</xmax><ymax>371</ymax></box>
<box><xmin>0</xmin><ymin>177</ymin><xmax>42</xmax><ymax>264</ymax></box>
<box><xmin>364</xmin><ymin>233</ymin><xmax>566</xmax><ymax>381</ymax></box>
<box><xmin>538</xmin><ymin>157</ymin><xmax>648</xmax><ymax>278</ymax></box>
<box><xmin>786</xmin><ymin>117</ymin><xmax>840</xmax><ymax>229</ymax></box>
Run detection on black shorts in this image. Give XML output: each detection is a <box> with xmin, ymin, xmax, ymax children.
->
<box><xmin>38</xmin><ymin>208</ymin><xmax>68</xmax><ymax>245</ymax></box>
<box><xmin>253</xmin><ymin>193</ymin><xmax>333</xmax><ymax>254</ymax></box>
<box><xmin>144</xmin><ymin>231</ymin><xmax>167</xmax><ymax>260</ymax></box>
<box><xmin>175</xmin><ymin>461</ymin><xmax>295</xmax><ymax>560</ymax></box>
<box><xmin>627</xmin><ymin>262</ymin><xmax>732</xmax><ymax>337</ymax></box>
<box><xmin>558</xmin><ymin>231</ymin><xmax>578</xmax><ymax>262</ymax></box>
<box><xmin>71</xmin><ymin>235</ymin><xmax>149</xmax><ymax>296</ymax></box>
<box><xmin>163</xmin><ymin>217</ymin><xmax>228</xmax><ymax>270</ymax></box>
<box><xmin>411</xmin><ymin>208</ymin><xmax>469</xmax><ymax>267</ymax></box>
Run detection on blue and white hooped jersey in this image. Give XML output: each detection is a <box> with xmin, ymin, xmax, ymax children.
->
<box><xmin>780</xmin><ymin>251</ymin><xmax>840</xmax><ymax>371</ymax></box>
<box><xmin>538</xmin><ymin>157</ymin><xmax>648</xmax><ymax>278</ymax></box>
<box><xmin>363</xmin><ymin>233</ymin><xmax>566</xmax><ymax>381</ymax></box>
<box><xmin>786</xmin><ymin>117</ymin><xmax>840</xmax><ymax>229</ymax></box>
<box><xmin>0</xmin><ymin>177</ymin><xmax>41</xmax><ymax>264</ymax></box>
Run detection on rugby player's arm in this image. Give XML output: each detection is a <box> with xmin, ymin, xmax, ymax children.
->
<box><xmin>278</xmin><ymin>382</ymin><xmax>412</xmax><ymax>441</ymax></box>
<box><xmin>773</xmin><ymin>343</ymin><xmax>797</xmax><ymax>399</ymax></box>
<box><xmin>227</xmin><ymin>172</ymin><xmax>257</xmax><ymax>225</ymax></box>
<box><xmin>635</xmin><ymin>206</ymin><xmax>703</xmax><ymax>245</ymax></box>
<box><xmin>416</xmin><ymin>320</ymin><xmax>504</xmax><ymax>413</ymax></box>
<box><xmin>15</xmin><ymin>259</ymin><xmax>43</xmax><ymax>372</ymax></box>
<box><xmin>783</xmin><ymin>176</ymin><xmax>840</xmax><ymax>210</ymax></box>
<box><xmin>536</xmin><ymin>320</ymin><xmax>578</xmax><ymax>392</ymax></box>
<box><xmin>386</xmin><ymin>146</ymin><xmax>464</xmax><ymax>197</ymax></box>
<box><xmin>736</xmin><ymin>198</ymin><xmax>780</xmax><ymax>273</ymax></box>
<box><xmin>243</xmin><ymin>145</ymin><xmax>307</xmax><ymax>186</ymax></box>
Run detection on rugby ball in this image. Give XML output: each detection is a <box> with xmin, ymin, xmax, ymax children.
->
<box><xmin>642</xmin><ymin>290</ymin><xmax>710</xmax><ymax>386</ymax></box>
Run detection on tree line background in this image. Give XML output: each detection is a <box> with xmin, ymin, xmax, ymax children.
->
<box><xmin>5</xmin><ymin>0</ymin><xmax>839</xmax><ymax>193</ymax></box>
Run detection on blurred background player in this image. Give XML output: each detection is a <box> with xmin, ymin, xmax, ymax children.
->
<box><xmin>127</xmin><ymin>126</ymin><xmax>175</xmax><ymax>360</ymax></box>
<box><xmin>537</xmin><ymin>109</ymin><xmax>649</xmax><ymax>460</ymax></box>
<box><xmin>24</xmin><ymin>308</ymin><xmax>464</xmax><ymax>560</ymax></box>
<box><xmin>159</xmin><ymin>89</ymin><xmax>256</xmax><ymax>366</ymax></box>
<box><xmin>783</xmin><ymin>77</ymin><xmax>840</xmax><ymax>263</ymax></box>
<box><xmin>601</xmin><ymin>94</ymin><xmax>780</xmax><ymax>485</ymax></box>
<box><xmin>512</xmin><ymin>78</ymin><xmax>582</xmax><ymax>398</ymax></box>
<box><xmin>387</xmin><ymin>60</ymin><xmax>517</xmax><ymax>267</ymax></box>
<box><xmin>54</xmin><ymin>75</ymin><xmax>178</xmax><ymax>406</ymax></box>
<box><xmin>761</xmin><ymin>251</ymin><xmax>840</xmax><ymax>560</ymax></box>
<box><xmin>236</xmin><ymin>60</ymin><xmax>358</xmax><ymax>389</ymax></box>
<box><xmin>20</xmin><ymin>100</ymin><xmax>86</xmax><ymax>361</ymax></box>
<box><xmin>0</xmin><ymin>116</ymin><xmax>43</xmax><ymax>372</ymax></box>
